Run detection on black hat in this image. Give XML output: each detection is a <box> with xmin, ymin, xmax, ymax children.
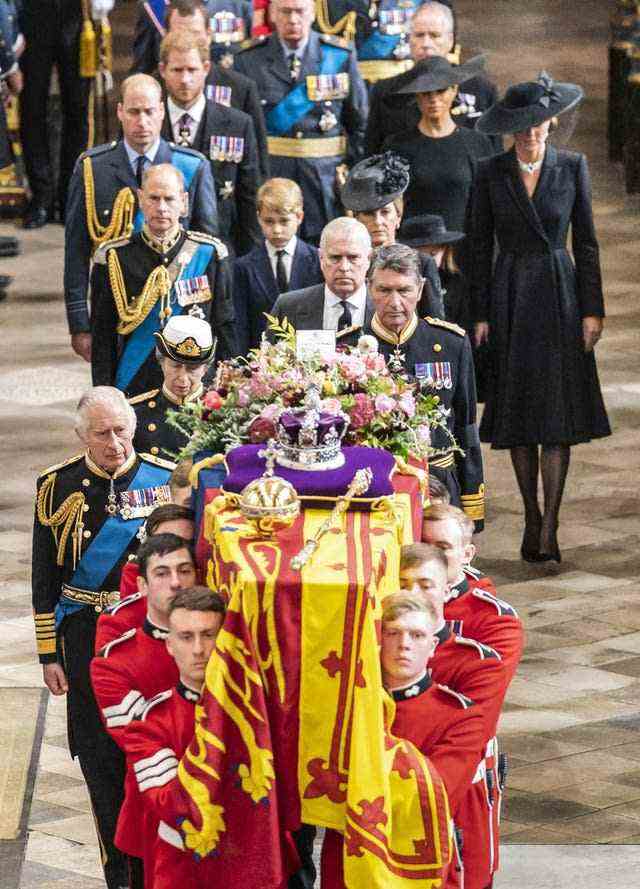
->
<box><xmin>154</xmin><ymin>316</ymin><xmax>214</xmax><ymax>364</ymax></box>
<box><xmin>476</xmin><ymin>71</ymin><xmax>583</xmax><ymax>136</ymax></box>
<box><xmin>399</xmin><ymin>214</ymin><xmax>465</xmax><ymax>247</ymax></box>
<box><xmin>341</xmin><ymin>152</ymin><xmax>410</xmax><ymax>213</ymax></box>
<box><xmin>395</xmin><ymin>54</ymin><xmax>486</xmax><ymax>95</ymax></box>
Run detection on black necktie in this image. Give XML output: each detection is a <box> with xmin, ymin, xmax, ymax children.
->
<box><xmin>338</xmin><ymin>300</ymin><xmax>352</xmax><ymax>331</ymax></box>
<box><xmin>276</xmin><ymin>249</ymin><xmax>289</xmax><ymax>293</ymax></box>
<box><xmin>135</xmin><ymin>155</ymin><xmax>147</xmax><ymax>187</ymax></box>
<box><xmin>289</xmin><ymin>53</ymin><xmax>301</xmax><ymax>81</ymax></box>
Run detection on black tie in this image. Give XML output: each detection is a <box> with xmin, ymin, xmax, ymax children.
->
<box><xmin>338</xmin><ymin>300</ymin><xmax>352</xmax><ymax>331</ymax></box>
<box><xmin>289</xmin><ymin>53</ymin><xmax>301</xmax><ymax>81</ymax></box>
<box><xmin>135</xmin><ymin>155</ymin><xmax>147</xmax><ymax>187</ymax></box>
<box><xmin>276</xmin><ymin>249</ymin><xmax>289</xmax><ymax>293</ymax></box>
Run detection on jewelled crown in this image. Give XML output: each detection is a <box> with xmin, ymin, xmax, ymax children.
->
<box><xmin>275</xmin><ymin>385</ymin><xmax>349</xmax><ymax>471</ymax></box>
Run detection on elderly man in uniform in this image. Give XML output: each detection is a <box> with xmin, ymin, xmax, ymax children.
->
<box><xmin>32</xmin><ymin>386</ymin><xmax>177</xmax><ymax>888</ymax></box>
<box><xmin>90</xmin><ymin>163</ymin><xmax>236</xmax><ymax>399</ymax></box>
<box><xmin>363</xmin><ymin>242</ymin><xmax>484</xmax><ymax>529</ymax></box>
<box><xmin>365</xmin><ymin>0</ymin><xmax>499</xmax><ymax>155</ymax></box>
<box><xmin>271</xmin><ymin>216</ymin><xmax>374</xmax><ymax>346</ymax></box>
<box><xmin>64</xmin><ymin>73</ymin><xmax>219</xmax><ymax>365</ymax></box>
<box><xmin>130</xmin><ymin>315</ymin><xmax>213</xmax><ymax>458</ymax></box>
<box><xmin>341</xmin><ymin>151</ymin><xmax>444</xmax><ymax>318</ymax></box>
<box><xmin>159</xmin><ymin>30</ymin><xmax>261</xmax><ymax>256</ymax></box>
<box><xmin>234</xmin><ymin>0</ymin><xmax>368</xmax><ymax>245</ymax></box>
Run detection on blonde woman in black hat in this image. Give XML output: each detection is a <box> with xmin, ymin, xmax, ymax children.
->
<box><xmin>382</xmin><ymin>55</ymin><xmax>494</xmax><ymax>236</ymax></box>
<box><xmin>471</xmin><ymin>73</ymin><xmax>611</xmax><ymax>563</ymax></box>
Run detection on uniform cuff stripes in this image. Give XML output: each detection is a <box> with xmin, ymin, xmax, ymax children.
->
<box><xmin>34</xmin><ymin>612</ymin><xmax>57</xmax><ymax>657</ymax></box>
<box><xmin>134</xmin><ymin>748</ymin><xmax>179</xmax><ymax>792</ymax></box>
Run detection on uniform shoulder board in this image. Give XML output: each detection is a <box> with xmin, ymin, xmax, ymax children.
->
<box><xmin>98</xmin><ymin>627</ymin><xmax>137</xmax><ymax>658</ymax></box>
<box><xmin>83</xmin><ymin>140</ymin><xmax>118</xmax><ymax>160</ymax></box>
<box><xmin>319</xmin><ymin>33</ymin><xmax>351</xmax><ymax>49</ymax></box>
<box><xmin>104</xmin><ymin>591</ymin><xmax>145</xmax><ymax>616</ymax></box>
<box><xmin>465</xmin><ymin>565</ymin><xmax>485</xmax><ymax>581</ymax></box>
<box><xmin>38</xmin><ymin>453</ymin><xmax>84</xmax><ymax>478</ymax></box>
<box><xmin>169</xmin><ymin>143</ymin><xmax>204</xmax><ymax>159</ymax></box>
<box><xmin>93</xmin><ymin>236</ymin><xmax>132</xmax><ymax>265</ymax></box>
<box><xmin>186</xmin><ymin>230</ymin><xmax>229</xmax><ymax>259</ymax></box>
<box><xmin>472</xmin><ymin>588</ymin><xmax>518</xmax><ymax>618</ymax></box>
<box><xmin>237</xmin><ymin>35</ymin><xmax>267</xmax><ymax>52</ymax></box>
<box><xmin>424</xmin><ymin>316</ymin><xmax>466</xmax><ymax>337</ymax></box>
<box><xmin>139</xmin><ymin>452</ymin><xmax>177</xmax><ymax>470</ymax></box>
<box><xmin>139</xmin><ymin>688</ymin><xmax>173</xmax><ymax>721</ymax></box>
<box><xmin>128</xmin><ymin>389</ymin><xmax>160</xmax><ymax>406</ymax></box>
<box><xmin>436</xmin><ymin>684</ymin><xmax>475</xmax><ymax>709</ymax></box>
<box><xmin>454</xmin><ymin>635</ymin><xmax>501</xmax><ymax>660</ymax></box>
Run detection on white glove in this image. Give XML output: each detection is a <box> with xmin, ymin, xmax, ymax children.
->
<box><xmin>91</xmin><ymin>0</ymin><xmax>115</xmax><ymax>19</ymax></box>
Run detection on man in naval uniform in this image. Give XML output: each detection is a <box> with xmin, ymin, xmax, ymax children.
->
<box><xmin>32</xmin><ymin>386</ymin><xmax>176</xmax><ymax>889</ymax></box>
<box><xmin>364</xmin><ymin>242</ymin><xmax>484</xmax><ymax>530</ymax></box>
<box><xmin>130</xmin><ymin>315</ymin><xmax>213</xmax><ymax>458</ymax></box>
<box><xmin>159</xmin><ymin>30</ymin><xmax>261</xmax><ymax>257</ymax></box>
<box><xmin>89</xmin><ymin>163</ymin><xmax>237</xmax><ymax>399</ymax></box>
<box><xmin>64</xmin><ymin>73</ymin><xmax>219</xmax><ymax>366</ymax></box>
<box><xmin>234</xmin><ymin>0</ymin><xmax>368</xmax><ymax>245</ymax></box>
<box><xmin>365</xmin><ymin>1</ymin><xmax>500</xmax><ymax>154</ymax></box>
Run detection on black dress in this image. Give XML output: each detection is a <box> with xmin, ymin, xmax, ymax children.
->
<box><xmin>383</xmin><ymin>125</ymin><xmax>494</xmax><ymax>231</ymax></box>
<box><xmin>470</xmin><ymin>145</ymin><xmax>611</xmax><ymax>448</ymax></box>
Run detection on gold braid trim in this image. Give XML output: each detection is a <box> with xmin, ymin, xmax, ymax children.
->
<box><xmin>107</xmin><ymin>249</ymin><xmax>172</xmax><ymax>336</ymax></box>
<box><xmin>36</xmin><ymin>474</ymin><xmax>86</xmax><ymax>568</ymax></box>
<box><xmin>314</xmin><ymin>0</ymin><xmax>356</xmax><ymax>41</ymax></box>
<box><xmin>83</xmin><ymin>156</ymin><xmax>135</xmax><ymax>252</ymax></box>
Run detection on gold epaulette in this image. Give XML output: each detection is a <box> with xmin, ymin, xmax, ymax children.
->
<box><xmin>186</xmin><ymin>231</ymin><xmax>229</xmax><ymax>260</ymax></box>
<box><xmin>128</xmin><ymin>389</ymin><xmax>160</xmax><ymax>406</ymax></box>
<box><xmin>424</xmin><ymin>316</ymin><xmax>466</xmax><ymax>337</ymax></box>
<box><xmin>83</xmin><ymin>154</ymin><xmax>135</xmax><ymax>252</ymax></box>
<box><xmin>236</xmin><ymin>35</ymin><xmax>267</xmax><ymax>52</ymax></box>
<box><xmin>94</xmin><ymin>235</ymin><xmax>131</xmax><ymax>265</ymax></box>
<box><xmin>37</xmin><ymin>453</ymin><xmax>84</xmax><ymax>478</ymax></box>
<box><xmin>315</xmin><ymin>0</ymin><xmax>356</xmax><ymax>43</ymax></box>
<box><xmin>140</xmin><ymin>452</ymin><xmax>177</xmax><ymax>470</ymax></box>
<box><xmin>36</xmin><ymin>468</ymin><xmax>86</xmax><ymax>568</ymax></box>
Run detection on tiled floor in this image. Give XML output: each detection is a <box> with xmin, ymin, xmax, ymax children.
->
<box><xmin>1</xmin><ymin>0</ymin><xmax>639</xmax><ymax>886</ymax></box>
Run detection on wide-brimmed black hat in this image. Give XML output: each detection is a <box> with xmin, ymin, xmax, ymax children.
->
<box><xmin>341</xmin><ymin>152</ymin><xmax>410</xmax><ymax>213</ymax></box>
<box><xmin>476</xmin><ymin>71</ymin><xmax>583</xmax><ymax>135</ymax></box>
<box><xmin>395</xmin><ymin>54</ymin><xmax>486</xmax><ymax>95</ymax></box>
<box><xmin>399</xmin><ymin>214</ymin><xmax>465</xmax><ymax>247</ymax></box>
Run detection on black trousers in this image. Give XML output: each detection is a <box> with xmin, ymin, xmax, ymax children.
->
<box><xmin>19</xmin><ymin>0</ymin><xmax>91</xmax><ymax>211</ymax></box>
<box><xmin>289</xmin><ymin>824</ymin><xmax>317</xmax><ymax>889</ymax></box>
<box><xmin>60</xmin><ymin>608</ymin><xmax>131</xmax><ymax>889</ymax></box>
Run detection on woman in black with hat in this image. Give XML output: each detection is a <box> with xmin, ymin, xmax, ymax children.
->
<box><xmin>471</xmin><ymin>72</ymin><xmax>610</xmax><ymax>563</ymax></box>
<box><xmin>382</xmin><ymin>56</ymin><xmax>494</xmax><ymax>236</ymax></box>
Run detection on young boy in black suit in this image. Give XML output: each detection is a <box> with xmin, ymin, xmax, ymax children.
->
<box><xmin>233</xmin><ymin>178</ymin><xmax>323</xmax><ymax>356</ymax></box>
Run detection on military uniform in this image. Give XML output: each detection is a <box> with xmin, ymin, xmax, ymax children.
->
<box><xmin>365</xmin><ymin>313</ymin><xmax>485</xmax><ymax>530</ymax></box>
<box><xmin>96</xmin><ymin>590</ymin><xmax>147</xmax><ymax>650</ymax></box>
<box><xmin>130</xmin><ymin>383</ymin><xmax>202</xmax><ymax>459</ymax></box>
<box><xmin>32</xmin><ymin>449</ymin><xmax>175</xmax><ymax>889</ymax></box>
<box><xmin>89</xmin><ymin>228</ymin><xmax>237</xmax><ymax>398</ymax></box>
<box><xmin>234</xmin><ymin>31</ymin><xmax>368</xmax><ymax>243</ymax></box>
<box><xmin>64</xmin><ymin>138</ymin><xmax>219</xmax><ymax>338</ymax></box>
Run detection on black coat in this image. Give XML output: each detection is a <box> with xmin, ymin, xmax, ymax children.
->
<box><xmin>470</xmin><ymin>146</ymin><xmax>611</xmax><ymax>448</ymax></box>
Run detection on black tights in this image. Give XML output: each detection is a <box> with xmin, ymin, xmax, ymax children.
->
<box><xmin>510</xmin><ymin>445</ymin><xmax>570</xmax><ymax>553</ymax></box>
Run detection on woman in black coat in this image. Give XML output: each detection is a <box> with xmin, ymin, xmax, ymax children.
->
<box><xmin>471</xmin><ymin>74</ymin><xmax>610</xmax><ymax>562</ymax></box>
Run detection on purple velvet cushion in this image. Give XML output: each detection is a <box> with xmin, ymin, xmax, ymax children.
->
<box><xmin>223</xmin><ymin>445</ymin><xmax>395</xmax><ymax>509</ymax></box>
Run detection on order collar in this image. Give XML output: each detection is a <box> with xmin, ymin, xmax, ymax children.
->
<box><xmin>141</xmin><ymin>224</ymin><xmax>183</xmax><ymax>255</ymax></box>
<box><xmin>85</xmin><ymin>450</ymin><xmax>137</xmax><ymax>480</ymax></box>
<box><xmin>371</xmin><ymin>312</ymin><xmax>418</xmax><ymax>346</ymax></box>
<box><xmin>389</xmin><ymin>670</ymin><xmax>432</xmax><ymax>702</ymax></box>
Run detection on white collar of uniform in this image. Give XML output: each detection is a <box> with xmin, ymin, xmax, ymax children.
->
<box><xmin>123</xmin><ymin>137</ymin><xmax>161</xmax><ymax>167</ymax></box>
<box><xmin>167</xmin><ymin>94</ymin><xmax>206</xmax><ymax>130</ymax></box>
<box><xmin>266</xmin><ymin>235</ymin><xmax>297</xmax><ymax>261</ymax></box>
<box><xmin>324</xmin><ymin>283</ymin><xmax>367</xmax><ymax>310</ymax></box>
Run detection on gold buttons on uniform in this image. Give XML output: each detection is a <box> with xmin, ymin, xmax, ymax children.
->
<box><xmin>433</xmin><ymin>343</ymin><xmax>442</xmax><ymax>352</ymax></box>
<box><xmin>83</xmin><ymin>529</ymin><xmax>92</xmax><ymax>539</ymax></box>
<box><xmin>83</xmin><ymin>504</ymin><xmax>90</xmax><ymax>512</ymax></box>
<box><xmin>148</xmin><ymin>401</ymin><xmax>156</xmax><ymax>408</ymax></box>
<box><xmin>82</xmin><ymin>479</ymin><xmax>91</xmax><ymax>487</ymax></box>
<box><xmin>150</xmin><ymin>447</ymin><xmax>159</xmax><ymax>455</ymax></box>
<box><xmin>148</xmin><ymin>423</ymin><xmax>157</xmax><ymax>432</ymax></box>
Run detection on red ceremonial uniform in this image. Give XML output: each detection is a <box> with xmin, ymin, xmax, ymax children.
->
<box><xmin>120</xmin><ymin>558</ymin><xmax>140</xmax><ymax>596</ymax></box>
<box><xmin>91</xmin><ymin>621</ymin><xmax>179</xmax><ymax>864</ymax></box>
<box><xmin>464</xmin><ymin>565</ymin><xmax>497</xmax><ymax>596</ymax></box>
<box><xmin>95</xmin><ymin>591</ymin><xmax>147</xmax><ymax>651</ymax></box>
<box><xmin>444</xmin><ymin>577</ymin><xmax>523</xmax><ymax>889</ymax></box>
<box><xmin>321</xmin><ymin>676</ymin><xmax>484</xmax><ymax>889</ymax></box>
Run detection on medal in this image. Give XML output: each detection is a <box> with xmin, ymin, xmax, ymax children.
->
<box><xmin>319</xmin><ymin>106</ymin><xmax>338</xmax><ymax>132</ymax></box>
<box><xmin>393</xmin><ymin>36</ymin><xmax>411</xmax><ymax>58</ymax></box>
<box><xmin>219</xmin><ymin>180</ymin><xmax>234</xmax><ymax>200</ymax></box>
<box><xmin>105</xmin><ymin>478</ymin><xmax>118</xmax><ymax>516</ymax></box>
<box><xmin>118</xmin><ymin>484</ymin><xmax>172</xmax><ymax>520</ymax></box>
<box><xmin>206</xmin><ymin>84</ymin><xmax>232</xmax><ymax>107</ymax></box>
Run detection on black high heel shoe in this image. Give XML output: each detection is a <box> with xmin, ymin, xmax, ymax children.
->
<box><xmin>520</xmin><ymin>523</ymin><xmax>546</xmax><ymax>562</ymax></box>
<box><xmin>539</xmin><ymin>542</ymin><xmax>561</xmax><ymax>563</ymax></box>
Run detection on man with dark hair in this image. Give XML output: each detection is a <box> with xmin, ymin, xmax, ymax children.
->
<box><xmin>364</xmin><ymin>242</ymin><xmax>484</xmax><ymax>529</ymax></box>
<box><xmin>124</xmin><ymin>586</ymin><xmax>226</xmax><ymax>887</ymax></box>
<box><xmin>91</xmin><ymin>533</ymin><xmax>198</xmax><ymax>886</ymax></box>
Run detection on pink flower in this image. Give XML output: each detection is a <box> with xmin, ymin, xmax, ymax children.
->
<box><xmin>349</xmin><ymin>393</ymin><xmax>375</xmax><ymax>429</ymax></box>
<box><xmin>339</xmin><ymin>355</ymin><xmax>367</xmax><ymax>383</ymax></box>
<box><xmin>374</xmin><ymin>393</ymin><xmax>396</xmax><ymax>414</ymax></box>
<box><xmin>398</xmin><ymin>392</ymin><xmax>416</xmax><ymax>418</ymax></box>
<box><xmin>237</xmin><ymin>387</ymin><xmax>251</xmax><ymax>407</ymax></box>
<box><xmin>260</xmin><ymin>403</ymin><xmax>281</xmax><ymax>421</ymax></box>
<box><xmin>202</xmin><ymin>390</ymin><xmax>223</xmax><ymax>410</ymax></box>
<box><xmin>321</xmin><ymin>398</ymin><xmax>343</xmax><ymax>415</ymax></box>
<box><xmin>366</xmin><ymin>353</ymin><xmax>387</xmax><ymax>373</ymax></box>
<box><xmin>416</xmin><ymin>424</ymin><xmax>431</xmax><ymax>446</ymax></box>
<box><xmin>248</xmin><ymin>417</ymin><xmax>277</xmax><ymax>443</ymax></box>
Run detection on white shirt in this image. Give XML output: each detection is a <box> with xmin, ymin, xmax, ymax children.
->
<box><xmin>322</xmin><ymin>284</ymin><xmax>367</xmax><ymax>331</ymax></box>
<box><xmin>266</xmin><ymin>236</ymin><xmax>297</xmax><ymax>284</ymax></box>
<box><xmin>279</xmin><ymin>36</ymin><xmax>309</xmax><ymax>63</ymax></box>
<box><xmin>123</xmin><ymin>138</ymin><xmax>160</xmax><ymax>177</ymax></box>
<box><xmin>167</xmin><ymin>95</ymin><xmax>207</xmax><ymax>145</ymax></box>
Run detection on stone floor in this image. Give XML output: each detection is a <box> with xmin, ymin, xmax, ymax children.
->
<box><xmin>0</xmin><ymin>0</ymin><xmax>639</xmax><ymax>886</ymax></box>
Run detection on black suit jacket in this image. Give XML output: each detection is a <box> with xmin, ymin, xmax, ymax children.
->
<box><xmin>271</xmin><ymin>282</ymin><xmax>375</xmax><ymax>347</ymax></box>
<box><xmin>162</xmin><ymin>98</ymin><xmax>261</xmax><ymax>257</ymax></box>
<box><xmin>233</xmin><ymin>239</ymin><xmax>323</xmax><ymax>355</ymax></box>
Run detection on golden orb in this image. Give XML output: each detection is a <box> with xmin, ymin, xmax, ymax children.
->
<box><xmin>239</xmin><ymin>475</ymin><xmax>300</xmax><ymax>535</ymax></box>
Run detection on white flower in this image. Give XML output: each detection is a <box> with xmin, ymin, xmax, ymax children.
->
<box><xmin>357</xmin><ymin>335</ymin><xmax>378</xmax><ymax>355</ymax></box>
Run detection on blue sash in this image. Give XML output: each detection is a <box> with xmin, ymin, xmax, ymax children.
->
<box><xmin>132</xmin><ymin>149</ymin><xmax>203</xmax><ymax>231</ymax></box>
<box><xmin>358</xmin><ymin>31</ymin><xmax>399</xmax><ymax>60</ymax></box>
<box><xmin>55</xmin><ymin>460</ymin><xmax>172</xmax><ymax>626</ymax></box>
<box><xmin>266</xmin><ymin>43</ymin><xmax>349</xmax><ymax>136</ymax></box>
<box><xmin>115</xmin><ymin>242</ymin><xmax>215</xmax><ymax>392</ymax></box>
<box><xmin>144</xmin><ymin>0</ymin><xmax>168</xmax><ymax>32</ymax></box>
